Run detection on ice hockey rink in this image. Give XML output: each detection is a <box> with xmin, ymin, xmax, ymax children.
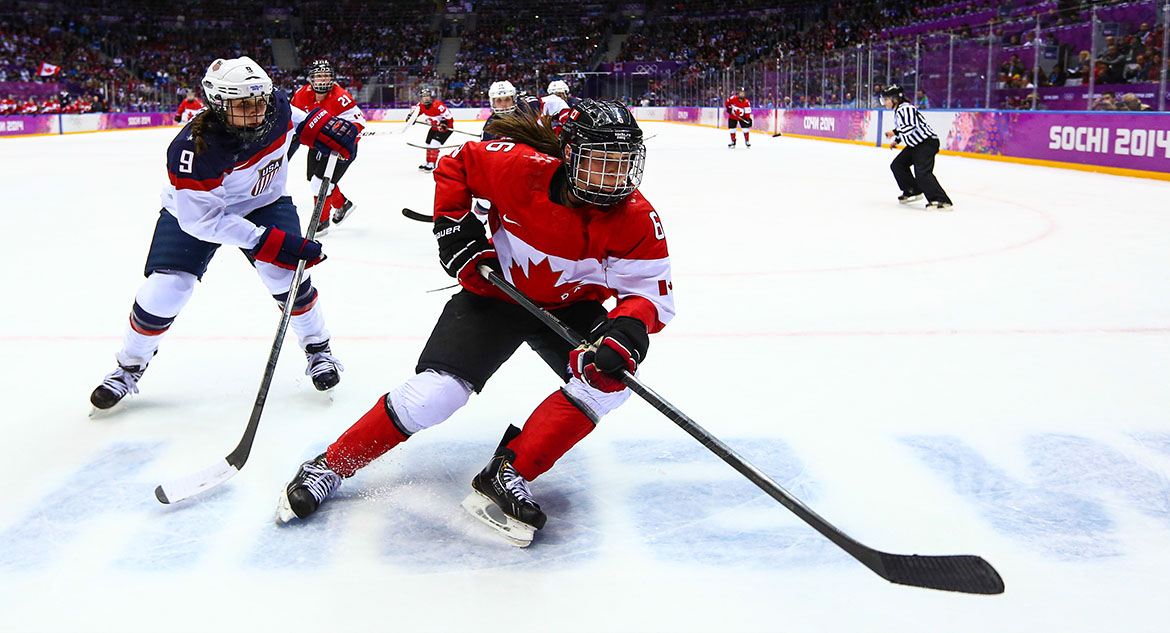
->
<box><xmin>2</xmin><ymin>118</ymin><xmax>1169</xmax><ymax>633</ymax></box>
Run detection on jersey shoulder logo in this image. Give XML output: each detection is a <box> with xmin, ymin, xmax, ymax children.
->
<box><xmin>251</xmin><ymin>157</ymin><xmax>283</xmax><ymax>196</ymax></box>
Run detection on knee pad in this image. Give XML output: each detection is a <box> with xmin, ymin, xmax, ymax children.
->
<box><xmin>256</xmin><ymin>262</ymin><xmax>313</xmax><ymax>296</ymax></box>
<box><xmin>388</xmin><ymin>369</ymin><xmax>474</xmax><ymax>434</ymax></box>
<box><xmin>562</xmin><ymin>376</ymin><xmax>632</xmax><ymax>423</ymax></box>
<box><xmin>135</xmin><ymin>270</ymin><xmax>197</xmax><ymax>318</ymax></box>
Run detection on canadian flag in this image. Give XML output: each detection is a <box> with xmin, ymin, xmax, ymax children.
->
<box><xmin>38</xmin><ymin>62</ymin><xmax>60</xmax><ymax>77</ymax></box>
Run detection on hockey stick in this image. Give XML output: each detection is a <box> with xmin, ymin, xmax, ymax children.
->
<box><xmin>406</xmin><ymin>142</ymin><xmax>462</xmax><ymax>150</ymax></box>
<box><xmin>401</xmin><ymin>207</ymin><xmax>432</xmax><ymax>222</ymax></box>
<box><xmin>478</xmin><ymin>265</ymin><xmax>1005</xmax><ymax>595</ymax></box>
<box><xmin>153</xmin><ymin>153</ymin><xmax>342</xmax><ymax>505</ymax></box>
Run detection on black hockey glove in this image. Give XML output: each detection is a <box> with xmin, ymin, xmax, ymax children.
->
<box><xmin>742</xmin><ymin>115</ymin><xmax>752</xmax><ymax>127</ymax></box>
<box><xmin>569</xmin><ymin>316</ymin><xmax>649</xmax><ymax>392</ymax></box>
<box><xmin>435</xmin><ymin>213</ymin><xmax>506</xmax><ymax>299</ymax></box>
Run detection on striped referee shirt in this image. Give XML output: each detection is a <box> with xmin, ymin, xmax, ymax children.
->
<box><xmin>892</xmin><ymin>102</ymin><xmax>937</xmax><ymax>147</ymax></box>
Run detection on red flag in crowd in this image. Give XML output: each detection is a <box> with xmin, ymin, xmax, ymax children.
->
<box><xmin>38</xmin><ymin>62</ymin><xmax>60</xmax><ymax>77</ymax></box>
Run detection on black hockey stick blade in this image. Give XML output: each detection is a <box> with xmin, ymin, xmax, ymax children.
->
<box><xmin>401</xmin><ymin>208</ymin><xmax>433</xmax><ymax>222</ymax></box>
<box><xmin>772</xmin><ymin>132</ymin><xmax>783</xmax><ymax>137</ymax></box>
<box><xmin>478</xmin><ymin>265</ymin><xmax>1005</xmax><ymax>595</ymax></box>
<box><xmin>874</xmin><ymin>552</ymin><xmax>1004</xmax><ymax>594</ymax></box>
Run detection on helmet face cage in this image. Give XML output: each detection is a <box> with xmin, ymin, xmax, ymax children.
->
<box><xmin>420</xmin><ymin>88</ymin><xmax>433</xmax><ymax>104</ymax></box>
<box><xmin>207</xmin><ymin>93</ymin><xmax>275</xmax><ymax>144</ymax></box>
<box><xmin>309</xmin><ymin>60</ymin><xmax>333</xmax><ymax>94</ymax></box>
<box><xmin>489</xmin><ymin>81</ymin><xmax>517</xmax><ymax>114</ymax></box>
<box><xmin>565</xmin><ymin>141</ymin><xmax>646</xmax><ymax>206</ymax></box>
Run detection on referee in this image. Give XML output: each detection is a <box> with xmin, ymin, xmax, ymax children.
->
<box><xmin>882</xmin><ymin>85</ymin><xmax>953</xmax><ymax>210</ymax></box>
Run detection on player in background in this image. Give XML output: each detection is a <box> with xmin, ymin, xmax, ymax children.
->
<box><xmin>725</xmin><ymin>89</ymin><xmax>752</xmax><ymax>148</ymax></box>
<box><xmin>881</xmin><ymin>84</ymin><xmax>953</xmax><ymax>210</ymax></box>
<box><xmin>276</xmin><ymin>100</ymin><xmax>674</xmax><ymax>549</ymax></box>
<box><xmin>0</xmin><ymin>96</ymin><xmax>16</xmax><ymax>115</ymax></box>
<box><xmin>291</xmin><ymin>59</ymin><xmax>366</xmax><ymax>232</ymax></box>
<box><xmin>88</xmin><ymin>56</ymin><xmax>359</xmax><ymax>411</ymax></box>
<box><xmin>415</xmin><ymin>88</ymin><xmax>454</xmax><ymax>172</ymax></box>
<box><xmin>175</xmin><ymin>90</ymin><xmax>205</xmax><ymax>123</ymax></box>
<box><xmin>481</xmin><ymin>80</ymin><xmax>567</xmax><ymax>141</ymax></box>
<box><xmin>547</xmin><ymin>79</ymin><xmax>580</xmax><ymax>109</ymax></box>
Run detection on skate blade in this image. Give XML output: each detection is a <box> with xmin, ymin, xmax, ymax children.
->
<box><xmin>275</xmin><ymin>489</ymin><xmax>297</xmax><ymax>525</ymax></box>
<box><xmin>88</xmin><ymin>400</ymin><xmax>125</xmax><ymax>419</ymax></box>
<box><xmin>460</xmin><ymin>491</ymin><xmax>535</xmax><ymax>547</ymax></box>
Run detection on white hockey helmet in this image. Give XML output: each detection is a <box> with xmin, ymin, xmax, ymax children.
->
<box><xmin>488</xmin><ymin>80</ymin><xmax>517</xmax><ymax>114</ymax></box>
<box><xmin>201</xmin><ymin>56</ymin><xmax>275</xmax><ymax>143</ymax></box>
<box><xmin>547</xmin><ymin>80</ymin><xmax>570</xmax><ymax>97</ymax></box>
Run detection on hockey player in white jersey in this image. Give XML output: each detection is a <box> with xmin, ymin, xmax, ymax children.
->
<box><xmin>88</xmin><ymin>56</ymin><xmax>359</xmax><ymax>411</ymax></box>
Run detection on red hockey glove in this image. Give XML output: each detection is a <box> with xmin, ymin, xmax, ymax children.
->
<box><xmin>438</xmin><ymin>120</ymin><xmax>451</xmax><ymax>132</ymax></box>
<box><xmin>297</xmin><ymin>108</ymin><xmax>358</xmax><ymax>160</ymax></box>
<box><xmin>250</xmin><ymin>226</ymin><xmax>326</xmax><ymax>270</ymax></box>
<box><xmin>458</xmin><ymin>251</ymin><xmax>509</xmax><ymax>300</ymax></box>
<box><xmin>569</xmin><ymin>316</ymin><xmax>649</xmax><ymax>392</ymax></box>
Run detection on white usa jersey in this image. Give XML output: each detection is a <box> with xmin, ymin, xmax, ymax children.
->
<box><xmin>160</xmin><ymin>91</ymin><xmax>308</xmax><ymax>248</ymax></box>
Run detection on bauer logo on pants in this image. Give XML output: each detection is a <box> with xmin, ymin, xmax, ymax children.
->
<box><xmin>251</xmin><ymin>157</ymin><xmax>282</xmax><ymax>196</ymax></box>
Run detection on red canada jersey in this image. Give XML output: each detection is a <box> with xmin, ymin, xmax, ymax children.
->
<box><xmin>417</xmin><ymin>100</ymin><xmax>453</xmax><ymax>128</ymax></box>
<box><xmin>291</xmin><ymin>84</ymin><xmax>365</xmax><ymax>131</ymax></box>
<box><xmin>725</xmin><ymin>95</ymin><xmax>752</xmax><ymax>121</ymax></box>
<box><xmin>433</xmin><ymin>140</ymin><xmax>674</xmax><ymax>332</ymax></box>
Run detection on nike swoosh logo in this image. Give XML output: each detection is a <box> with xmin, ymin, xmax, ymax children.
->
<box><xmin>502</xmin><ymin>216</ymin><xmax>521</xmax><ymax>227</ymax></box>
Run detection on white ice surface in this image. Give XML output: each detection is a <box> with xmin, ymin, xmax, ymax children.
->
<box><xmin>2</xmin><ymin>121</ymin><xmax>1169</xmax><ymax>632</ymax></box>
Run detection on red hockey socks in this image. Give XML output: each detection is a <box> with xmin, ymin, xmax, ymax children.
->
<box><xmin>327</xmin><ymin>186</ymin><xmax>346</xmax><ymax>212</ymax></box>
<box><xmin>744</xmin><ymin>131</ymin><xmax>750</xmax><ymax>143</ymax></box>
<box><xmin>507</xmin><ymin>390</ymin><xmax>596</xmax><ymax>481</ymax></box>
<box><xmin>326</xmin><ymin>395</ymin><xmax>409</xmax><ymax>477</ymax></box>
<box><xmin>729</xmin><ymin>132</ymin><xmax>736</xmax><ymax>143</ymax></box>
<box><xmin>426</xmin><ymin>148</ymin><xmax>439</xmax><ymax>165</ymax></box>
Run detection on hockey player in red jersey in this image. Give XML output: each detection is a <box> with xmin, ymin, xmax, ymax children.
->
<box><xmin>291</xmin><ymin>59</ymin><xmax>366</xmax><ymax>232</ymax></box>
<box><xmin>414</xmin><ymin>88</ymin><xmax>454</xmax><ymax>172</ymax></box>
<box><xmin>725</xmin><ymin>89</ymin><xmax>752</xmax><ymax>148</ymax></box>
<box><xmin>277</xmin><ymin>100</ymin><xmax>674</xmax><ymax>548</ymax></box>
<box><xmin>175</xmin><ymin>91</ymin><xmax>205</xmax><ymax>123</ymax></box>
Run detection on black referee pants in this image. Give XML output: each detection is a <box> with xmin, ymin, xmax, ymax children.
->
<box><xmin>891</xmin><ymin>138</ymin><xmax>951</xmax><ymax>204</ymax></box>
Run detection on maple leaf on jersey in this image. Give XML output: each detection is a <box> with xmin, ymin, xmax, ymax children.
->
<box><xmin>508</xmin><ymin>257</ymin><xmax>582</xmax><ymax>303</ymax></box>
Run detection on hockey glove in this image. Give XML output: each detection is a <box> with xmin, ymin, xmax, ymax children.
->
<box><xmin>569</xmin><ymin>316</ymin><xmax>649</xmax><ymax>392</ymax></box>
<box><xmin>435</xmin><ymin>213</ymin><xmax>507</xmax><ymax>300</ymax></box>
<box><xmin>250</xmin><ymin>226</ymin><xmax>326</xmax><ymax>270</ymax></box>
<box><xmin>297</xmin><ymin>108</ymin><xmax>358</xmax><ymax>160</ymax></box>
<box><xmin>742</xmin><ymin>115</ymin><xmax>752</xmax><ymax>127</ymax></box>
<box><xmin>437</xmin><ymin>120</ymin><xmax>451</xmax><ymax>132</ymax></box>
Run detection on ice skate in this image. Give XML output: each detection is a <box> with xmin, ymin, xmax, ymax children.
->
<box><xmin>727</xmin><ymin>141</ymin><xmax>736</xmax><ymax>148</ymax></box>
<box><xmin>898</xmin><ymin>192</ymin><xmax>923</xmax><ymax>204</ymax></box>
<box><xmin>462</xmin><ymin>425</ymin><xmax>546</xmax><ymax>547</ymax></box>
<box><xmin>305</xmin><ymin>340</ymin><xmax>343</xmax><ymax>391</ymax></box>
<box><xmin>925</xmin><ymin>201</ymin><xmax>954</xmax><ymax>211</ymax></box>
<box><xmin>314</xmin><ymin>214</ymin><xmax>330</xmax><ymax>236</ymax></box>
<box><xmin>331</xmin><ymin>199</ymin><xmax>355</xmax><ymax>225</ymax></box>
<box><xmin>276</xmin><ymin>453</ymin><xmax>343</xmax><ymax>523</ymax></box>
<box><xmin>418</xmin><ymin>163</ymin><xmax>435</xmax><ymax>172</ymax></box>
<box><xmin>89</xmin><ymin>361</ymin><xmax>147</xmax><ymax>412</ymax></box>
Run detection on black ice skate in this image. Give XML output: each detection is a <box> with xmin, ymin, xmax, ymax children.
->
<box><xmin>925</xmin><ymin>201</ymin><xmax>954</xmax><ymax>211</ymax></box>
<box><xmin>462</xmin><ymin>425</ymin><xmax>547</xmax><ymax>547</ymax></box>
<box><xmin>305</xmin><ymin>340</ymin><xmax>343</xmax><ymax>391</ymax></box>
<box><xmin>898</xmin><ymin>192</ymin><xmax>924</xmax><ymax>204</ymax></box>
<box><xmin>89</xmin><ymin>361</ymin><xmax>147</xmax><ymax>410</ymax></box>
<box><xmin>276</xmin><ymin>453</ymin><xmax>343</xmax><ymax>523</ymax></box>
<box><xmin>314</xmin><ymin>214</ymin><xmax>330</xmax><ymax>236</ymax></box>
<box><xmin>728</xmin><ymin>141</ymin><xmax>736</xmax><ymax>148</ymax></box>
<box><xmin>331</xmin><ymin>199</ymin><xmax>355</xmax><ymax>225</ymax></box>
<box><xmin>418</xmin><ymin>163</ymin><xmax>435</xmax><ymax>172</ymax></box>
